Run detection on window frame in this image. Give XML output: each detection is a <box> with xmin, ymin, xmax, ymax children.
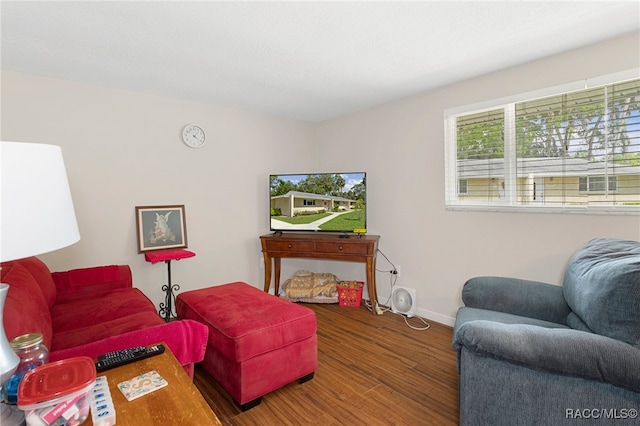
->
<box><xmin>444</xmin><ymin>69</ymin><xmax>640</xmax><ymax>215</ymax></box>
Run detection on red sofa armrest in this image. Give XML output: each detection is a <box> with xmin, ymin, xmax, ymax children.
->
<box><xmin>48</xmin><ymin>319</ymin><xmax>209</xmax><ymax>379</ymax></box>
<box><xmin>52</xmin><ymin>265</ymin><xmax>132</xmax><ymax>303</ymax></box>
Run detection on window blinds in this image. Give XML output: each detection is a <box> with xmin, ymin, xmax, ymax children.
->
<box><xmin>447</xmin><ymin>77</ymin><xmax>640</xmax><ymax>212</ymax></box>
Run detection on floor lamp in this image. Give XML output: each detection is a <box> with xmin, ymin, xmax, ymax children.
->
<box><xmin>0</xmin><ymin>142</ymin><xmax>80</xmax><ymax>425</ymax></box>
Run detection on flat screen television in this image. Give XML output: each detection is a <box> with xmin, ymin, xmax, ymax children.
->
<box><xmin>270</xmin><ymin>172</ymin><xmax>366</xmax><ymax>233</ymax></box>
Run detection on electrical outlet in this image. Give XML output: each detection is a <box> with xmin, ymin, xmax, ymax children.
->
<box><xmin>390</xmin><ymin>265</ymin><xmax>400</xmax><ymax>278</ymax></box>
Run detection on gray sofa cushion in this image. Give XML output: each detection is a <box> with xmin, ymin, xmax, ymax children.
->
<box><xmin>455</xmin><ymin>320</ymin><xmax>640</xmax><ymax>393</ymax></box>
<box><xmin>563</xmin><ymin>238</ymin><xmax>640</xmax><ymax>347</ymax></box>
<box><xmin>454</xmin><ymin>306</ymin><xmax>570</xmax><ymax>337</ymax></box>
<box><xmin>461</xmin><ymin>276</ymin><xmax>571</xmax><ymax>324</ymax></box>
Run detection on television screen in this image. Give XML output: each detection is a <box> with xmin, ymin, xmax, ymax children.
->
<box><xmin>270</xmin><ymin>172</ymin><xmax>366</xmax><ymax>233</ymax></box>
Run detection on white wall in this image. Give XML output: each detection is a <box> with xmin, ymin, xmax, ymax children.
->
<box><xmin>314</xmin><ymin>32</ymin><xmax>640</xmax><ymax>325</ymax></box>
<box><xmin>1</xmin><ymin>71</ymin><xmax>314</xmax><ymax>309</ymax></box>
<box><xmin>2</xmin><ymin>32</ymin><xmax>639</xmax><ymax>326</ymax></box>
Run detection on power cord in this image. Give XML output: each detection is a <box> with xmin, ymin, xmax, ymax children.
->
<box><xmin>364</xmin><ymin>248</ymin><xmax>397</xmax><ymax>315</ymax></box>
<box><xmin>366</xmin><ymin>299</ymin><xmax>431</xmax><ymax>331</ymax></box>
<box><xmin>401</xmin><ymin>314</ymin><xmax>431</xmax><ymax>331</ymax></box>
<box><xmin>366</xmin><ymin>249</ymin><xmax>431</xmax><ymax>331</ymax></box>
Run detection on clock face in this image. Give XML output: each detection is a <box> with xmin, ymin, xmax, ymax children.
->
<box><xmin>182</xmin><ymin>124</ymin><xmax>206</xmax><ymax>148</ymax></box>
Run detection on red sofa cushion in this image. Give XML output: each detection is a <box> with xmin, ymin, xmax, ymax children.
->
<box><xmin>52</xmin><ymin>265</ymin><xmax>132</xmax><ymax>301</ymax></box>
<box><xmin>4</xmin><ymin>257</ymin><xmax>58</xmax><ymax>308</ymax></box>
<box><xmin>176</xmin><ymin>282</ymin><xmax>317</xmax><ymax>362</ymax></box>
<box><xmin>1</xmin><ymin>262</ymin><xmax>54</xmax><ymax>347</ymax></box>
<box><xmin>51</xmin><ymin>287</ymin><xmax>160</xmax><ymax>333</ymax></box>
<box><xmin>51</xmin><ymin>311</ymin><xmax>164</xmax><ymax>351</ymax></box>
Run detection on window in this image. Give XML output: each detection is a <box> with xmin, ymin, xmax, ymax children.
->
<box><xmin>303</xmin><ymin>199</ymin><xmax>316</xmax><ymax>206</ymax></box>
<box><xmin>579</xmin><ymin>176</ymin><xmax>618</xmax><ymax>193</ymax></box>
<box><xmin>445</xmin><ymin>72</ymin><xmax>640</xmax><ymax>214</ymax></box>
<box><xmin>458</xmin><ymin>179</ymin><xmax>468</xmax><ymax>195</ymax></box>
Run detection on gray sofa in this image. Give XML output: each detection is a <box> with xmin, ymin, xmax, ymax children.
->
<box><xmin>453</xmin><ymin>238</ymin><xmax>640</xmax><ymax>425</ymax></box>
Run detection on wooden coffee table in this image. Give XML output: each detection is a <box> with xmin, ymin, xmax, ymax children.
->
<box><xmin>84</xmin><ymin>344</ymin><xmax>222</xmax><ymax>425</ymax></box>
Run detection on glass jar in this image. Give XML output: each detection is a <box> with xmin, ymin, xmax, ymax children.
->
<box><xmin>10</xmin><ymin>332</ymin><xmax>49</xmax><ymax>374</ymax></box>
<box><xmin>5</xmin><ymin>333</ymin><xmax>49</xmax><ymax>404</ymax></box>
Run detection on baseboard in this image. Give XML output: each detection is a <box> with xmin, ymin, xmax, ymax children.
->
<box><xmin>371</xmin><ymin>292</ymin><xmax>456</xmax><ymax>327</ymax></box>
<box><xmin>415</xmin><ymin>307</ymin><xmax>455</xmax><ymax>327</ymax></box>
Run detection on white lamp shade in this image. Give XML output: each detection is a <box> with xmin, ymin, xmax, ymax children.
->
<box><xmin>0</xmin><ymin>142</ymin><xmax>80</xmax><ymax>262</ymax></box>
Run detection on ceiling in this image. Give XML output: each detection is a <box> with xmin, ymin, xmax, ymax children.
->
<box><xmin>2</xmin><ymin>1</ymin><xmax>639</xmax><ymax>122</ymax></box>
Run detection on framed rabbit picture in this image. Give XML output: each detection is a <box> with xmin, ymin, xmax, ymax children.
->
<box><xmin>135</xmin><ymin>205</ymin><xmax>188</xmax><ymax>253</ymax></box>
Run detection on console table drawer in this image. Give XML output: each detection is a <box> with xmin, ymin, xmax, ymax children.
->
<box><xmin>264</xmin><ymin>240</ymin><xmax>315</xmax><ymax>253</ymax></box>
<box><xmin>315</xmin><ymin>241</ymin><xmax>369</xmax><ymax>255</ymax></box>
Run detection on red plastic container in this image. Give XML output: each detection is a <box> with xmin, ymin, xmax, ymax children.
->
<box><xmin>18</xmin><ymin>356</ymin><xmax>96</xmax><ymax>426</ymax></box>
<box><xmin>337</xmin><ymin>281</ymin><xmax>364</xmax><ymax>308</ymax></box>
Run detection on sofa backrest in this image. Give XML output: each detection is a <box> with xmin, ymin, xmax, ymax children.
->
<box><xmin>1</xmin><ymin>258</ymin><xmax>54</xmax><ymax>348</ymax></box>
<box><xmin>7</xmin><ymin>257</ymin><xmax>57</xmax><ymax>308</ymax></box>
<box><xmin>563</xmin><ymin>238</ymin><xmax>640</xmax><ymax>348</ymax></box>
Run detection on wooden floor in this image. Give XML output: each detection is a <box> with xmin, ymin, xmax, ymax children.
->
<box><xmin>193</xmin><ymin>302</ymin><xmax>459</xmax><ymax>426</ymax></box>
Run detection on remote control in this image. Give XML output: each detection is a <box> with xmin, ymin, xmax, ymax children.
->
<box><xmin>95</xmin><ymin>344</ymin><xmax>165</xmax><ymax>372</ymax></box>
<box><xmin>98</xmin><ymin>346</ymin><xmax>146</xmax><ymax>362</ymax></box>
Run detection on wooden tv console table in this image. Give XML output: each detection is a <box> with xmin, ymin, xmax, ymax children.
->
<box><xmin>260</xmin><ymin>233</ymin><xmax>380</xmax><ymax>314</ymax></box>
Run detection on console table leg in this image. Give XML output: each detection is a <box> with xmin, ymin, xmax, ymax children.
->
<box><xmin>263</xmin><ymin>253</ymin><xmax>272</xmax><ymax>293</ymax></box>
<box><xmin>273</xmin><ymin>258</ymin><xmax>282</xmax><ymax>296</ymax></box>
<box><xmin>366</xmin><ymin>257</ymin><xmax>379</xmax><ymax>315</ymax></box>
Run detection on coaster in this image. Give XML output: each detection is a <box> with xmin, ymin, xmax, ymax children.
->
<box><xmin>117</xmin><ymin>370</ymin><xmax>168</xmax><ymax>401</ymax></box>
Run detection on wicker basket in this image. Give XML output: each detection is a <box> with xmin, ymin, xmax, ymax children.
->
<box><xmin>337</xmin><ymin>281</ymin><xmax>364</xmax><ymax>308</ymax></box>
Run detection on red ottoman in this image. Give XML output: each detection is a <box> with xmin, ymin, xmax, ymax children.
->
<box><xmin>176</xmin><ymin>282</ymin><xmax>317</xmax><ymax>410</ymax></box>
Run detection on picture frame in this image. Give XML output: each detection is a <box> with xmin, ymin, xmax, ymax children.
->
<box><xmin>135</xmin><ymin>205</ymin><xmax>188</xmax><ymax>253</ymax></box>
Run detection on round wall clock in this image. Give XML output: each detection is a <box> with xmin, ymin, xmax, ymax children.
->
<box><xmin>182</xmin><ymin>124</ymin><xmax>206</xmax><ymax>148</ymax></box>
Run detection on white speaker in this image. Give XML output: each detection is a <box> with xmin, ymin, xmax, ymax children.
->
<box><xmin>391</xmin><ymin>286</ymin><xmax>417</xmax><ymax>318</ymax></box>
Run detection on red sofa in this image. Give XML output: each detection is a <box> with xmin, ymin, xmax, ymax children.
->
<box><xmin>1</xmin><ymin>257</ymin><xmax>208</xmax><ymax>378</ymax></box>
